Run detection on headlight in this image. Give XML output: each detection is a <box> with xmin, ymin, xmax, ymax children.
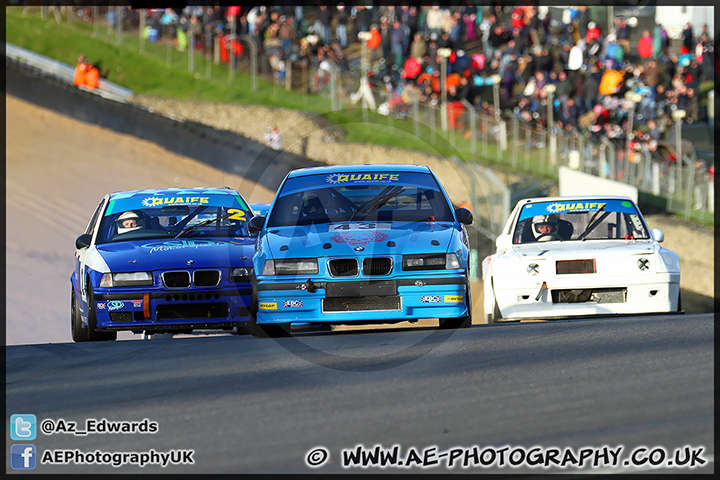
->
<box><xmin>230</xmin><ymin>267</ymin><xmax>253</xmax><ymax>282</ymax></box>
<box><xmin>99</xmin><ymin>272</ymin><xmax>153</xmax><ymax>287</ymax></box>
<box><xmin>262</xmin><ymin>259</ymin><xmax>319</xmax><ymax>275</ymax></box>
<box><xmin>402</xmin><ymin>253</ymin><xmax>460</xmax><ymax>270</ymax></box>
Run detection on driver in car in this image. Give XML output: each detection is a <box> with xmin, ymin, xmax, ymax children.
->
<box><xmin>116</xmin><ymin>211</ymin><xmax>143</xmax><ymax>234</ymax></box>
<box><xmin>532</xmin><ymin>214</ymin><xmax>559</xmax><ymax>242</ymax></box>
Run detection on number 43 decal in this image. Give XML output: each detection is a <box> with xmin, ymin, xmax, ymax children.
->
<box><xmin>331</xmin><ymin>222</ymin><xmax>390</xmax><ymax>230</ymax></box>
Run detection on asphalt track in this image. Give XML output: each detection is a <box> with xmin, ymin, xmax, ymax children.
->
<box><xmin>5</xmin><ymin>314</ymin><xmax>714</xmax><ymax>474</ymax></box>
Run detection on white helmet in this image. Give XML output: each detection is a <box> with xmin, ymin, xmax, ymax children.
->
<box><xmin>532</xmin><ymin>214</ymin><xmax>558</xmax><ymax>240</ymax></box>
<box><xmin>117</xmin><ymin>211</ymin><xmax>142</xmax><ymax>234</ymax></box>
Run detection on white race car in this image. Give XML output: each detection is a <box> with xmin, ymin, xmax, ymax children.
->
<box><xmin>482</xmin><ymin>196</ymin><xmax>682</xmax><ymax>322</ymax></box>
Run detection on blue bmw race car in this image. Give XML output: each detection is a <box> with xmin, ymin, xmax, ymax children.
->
<box><xmin>248</xmin><ymin>164</ymin><xmax>474</xmax><ymax>337</ymax></box>
<box><xmin>71</xmin><ymin>187</ymin><xmax>256</xmax><ymax>341</ymax></box>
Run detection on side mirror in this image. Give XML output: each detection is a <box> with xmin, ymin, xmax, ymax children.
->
<box><xmin>652</xmin><ymin>228</ymin><xmax>664</xmax><ymax>243</ymax></box>
<box><xmin>455</xmin><ymin>207</ymin><xmax>473</xmax><ymax>225</ymax></box>
<box><xmin>76</xmin><ymin>234</ymin><xmax>92</xmax><ymax>249</ymax></box>
<box><xmin>248</xmin><ymin>215</ymin><xmax>266</xmax><ymax>234</ymax></box>
<box><xmin>495</xmin><ymin>235</ymin><xmax>511</xmax><ymax>251</ymax></box>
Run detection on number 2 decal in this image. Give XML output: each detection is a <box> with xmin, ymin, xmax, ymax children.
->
<box><xmin>227</xmin><ymin>209</ymin><xmax>247</xmax><ymax>221</ymax></box>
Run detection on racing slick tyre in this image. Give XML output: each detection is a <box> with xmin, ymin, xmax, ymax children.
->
<box><xmin>86</xmin><ymin>284</ymin><xmax>117</xmax><ymax>342</ymax></box>
<box><xmin>490</xmin><ymin>301</ymin><xmax>502</xmax><ymax>324</ymax></box>
<box><xmin>248</xmin><ymin>275</ymin><xmax>290</xmax><ymax>338</ymax></box>
<box><xmin>485</xmin><ymin>279</ymin><xmax>501</xmax><ymax>324</ymax></box>
<box><xmin>71</xmin><ymin>288</ymin><xmax>89</xmax><ymax>342</ymax></box>
<box><xmin>250</xmin><ymin>316</ymin><xmax>290</xmax><ymax>338</ymax></box>
<box><xmin>677</xmin><ymin>291</ymin><xmax>683</xmax><ymax>313</ymax></box>
<box><xmin>438</xmin><ymin>280</ymin><xmax>472</xmax><ymax>329</ymax></box>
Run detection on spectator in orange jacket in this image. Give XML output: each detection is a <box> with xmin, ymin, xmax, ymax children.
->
<box><xmin>85</xmin><ymin>62</ymin><xmax>100</xmax><ymax>89</ymax></box>
<box><xmin>366</xmin><ymin>24</ymin><xmax>382</xmax><ymax>61</ymax></box>
<box><xmin>73</xmin><ymin>54</ymin><xmax>89</xmax><ymax>86</ymax></box>
<box><xmin>598</xmin><ymin>68</ymin><xmax>624</xmax><ymax>95</ymax></box>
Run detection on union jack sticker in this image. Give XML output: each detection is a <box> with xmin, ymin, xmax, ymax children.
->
<box><xmin>421</xmin><ymin>296</ymin><xmax>441</xmax><ymax>303</ymax></box>
<box><xmin>283</xmin><ymin>300</ymin><xmax>303</xmax><ymax>308</ymax></box>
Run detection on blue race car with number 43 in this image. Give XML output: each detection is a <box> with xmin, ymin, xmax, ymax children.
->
<box><xmin>248</xmin><ymin>164</ymin><xmax>474</xmax><ymax>337</ymax></box>
<box><xmin>71</xmin><ymin>187</ymin><xmax>256</xmax><ymax>341</ymax></box>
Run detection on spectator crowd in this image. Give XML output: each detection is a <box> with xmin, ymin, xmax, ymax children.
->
<box><xmin>96</xmin><ymin>5</ymin><xmax>715</xmax><ymax>180</ymax></box>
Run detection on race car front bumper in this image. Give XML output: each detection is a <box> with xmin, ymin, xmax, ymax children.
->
<box><xmin>91</xmin><ymin>286</ymin><xmax>252</xmax><ymax>330</ymax></box>
<box><xmin>255</xmin><ymin>276</ymin><xmax>469</xmax><ymax>325</ymax></box>
<box><xmin>494</xmin><ymin>272</ymin><xmax>680</xmax><ymax>320</ymax></box>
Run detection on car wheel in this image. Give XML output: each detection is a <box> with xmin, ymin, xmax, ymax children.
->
<box><xmin>86</xmin><ymin>283</ymin><xmax>117</xmax><ymax>342</ymax></box>
<box><xmin>438</xmin><ymin>280</ymin><xmax>472</xmax><ymax>329</ymax></box>
<box><xmin>250</xmin><ymin>316</ymin><xmax>290</xmax><ymax>338</ymax></box>
<box><xmin>71</xmin><ymin>287</ymin><xmax>88</xmax><ymax>342</ymax></box>
<box><xmin>677</xmin><ymin>291</ymin><xmax>683</xmax><ymax>313</ymax></box>
<box><xmin>248</xmin><ymin>275</ymin><xmax>290</xmax><ymax>338</ymax></box>
<box><xmin>485</xmin><ymin>279</ymin><xmax>502</xmax><ymax>324</ymax></box>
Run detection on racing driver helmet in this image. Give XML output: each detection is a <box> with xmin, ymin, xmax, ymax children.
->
<box><xmin>531</xmin><ymin>214</ymin><xmax>558</xmax><ymax>240</ymax></box>
<box><xmin>116</xmin><ymin>211</ymin><xmax>142</xmax><ymax>234</ymax></box>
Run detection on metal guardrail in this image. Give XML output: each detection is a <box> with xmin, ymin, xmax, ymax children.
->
<box><xmin>4</xmin><ymin>42</ymin><xmax>134</xmax><ymax>103</ymax></box>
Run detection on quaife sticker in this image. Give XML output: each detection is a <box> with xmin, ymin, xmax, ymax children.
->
<box><xmin>141</xmin><ymin>196</ymin><xmax>210</xmax><ymax>207</ymax></box>
<box><xmin>326</xmin><ymin>173</ymin><xmax>400</xmax><ymax>184</ymax></box>
<box><xmin>546</xmin><ymin>202</ymin><xmax>605</xmax><ymax>214</ymax></box>
<box><xmin>444</xmin><ymin>295</ymin><xmax>464</xmax><ymax>303</ymax></box>
<box><xmin>259</xmin><ymin>302</ymin><xmax>278</xmax><ymax>310</ymax></box>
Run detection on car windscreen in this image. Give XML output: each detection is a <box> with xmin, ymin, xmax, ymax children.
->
<box><xmin>267</xmin><ymin>171</ymin><xmax>454</xmax><ymax>227</ymax></box>
<box><xmin>96</xmin><ymin>192</ymin><xmax>253</xmax><ymax>244</ymax></box>
<box><xmin>512</xmin><ymin>199</ymin><xmax>650</xmax><ymax>244</ymax></box>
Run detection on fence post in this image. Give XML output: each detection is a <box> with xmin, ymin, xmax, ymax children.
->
<box><xmin>429</xmin><ymin>105</ymin><xmax>436</xmax><ymax>144</ymax></box>
<box><xmin>228</xmin><ymin>19</ymin><xmax>236</xmax><ymax>85</ymax></box>
<box><xmin>246</xmin><ymin>35</ymin><xmax>257</xmax><ymax>92</ymax></box>
<box><xmin>667</xmin><ymin>164</ymin><xmax>675</xmax><ymax>211</ymax></box>
<box><xmin>93</xmin><ymin>6</ymin><xmax>99</xmax><ymax>38</ymax></box>
<box><xmin>524</xmin><ymin>129</ymin><xmax>530</xmax><ymax>170</ymax></box>
<box><xmin>413</xmin><ymin>97</ymin><xmax>420</xmax><ymax>138</ymax></box>
<box><xmin>165</xmin><ymin>24</ymin><xmax>171</xmax><ymax>66</ymax></box>
<box><xmin>469</xmin><ymin>103</ymin><xmax>477</xmax><ymax>156</ymax></box>
<box><xmin>482</xmin><ymin>114</ymin><xmax>488</xmax><ymax>157</ymax></box>
<box><xmin>651</xmin><ymin>160</ymin><xmax>661</xmax><ymax>195</ymax></box>
<box><xmin>188</xmin><ymin>29</ymin><xmax>195</xmax><ymax>72</ymax></box>
<box><xmin>511</xmin><ymin>115</ymin><xmax>518</xmax><ymax>168</ymax></box>
<box><xmin>286</xmin><ymin>59</ymin><xmax>292</xmax><ymax>91</ymax></box>
<box><xmin>708</xmin><ymin>179</ymin><xmax>714</xmax><ymax>214</ymax></box>
<box><xmin>684</xmin><ymin>154</ymin><xmax>695</xmax><ymax>220</ymax></box>
<box><xmin>116</xmin><ymin>6</ymin><xmax>122</xmax><ymax>45</ymax></box>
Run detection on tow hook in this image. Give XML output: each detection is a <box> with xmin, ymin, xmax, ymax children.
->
<box><xmin>535</xmin><ymin>281</ymin><xmax>547</xmax><ymax>301</ymax></box>
<box><xmin>305</xmin><ymin>279</ymin><xmax>316</xmax><ymax>293</ymax></box>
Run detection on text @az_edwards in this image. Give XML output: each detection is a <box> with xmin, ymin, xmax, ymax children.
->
<box><xmin>305</xmin><ymin>444</ymin><xmax>709</xmax><ymax>470</ymax></box>
<box><xmin>40</xmin><ymin>418</ymin><xmax>158</xmax><ymax>435</ymax></box>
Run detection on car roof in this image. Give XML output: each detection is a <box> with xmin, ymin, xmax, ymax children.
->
<box><xmin>516</xmin><ymin>195</ymin><xmax>636</xmax><ymax>205</ymax></box>
<box><xmin>286</xmin><ymin>164</ymin><xmax>433</xmax><ymax>178</ymax></box>
<box><xmin>107</xmin><ymin>187</ymin><xmax>242</xmax><ymax>201</ymax></box>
